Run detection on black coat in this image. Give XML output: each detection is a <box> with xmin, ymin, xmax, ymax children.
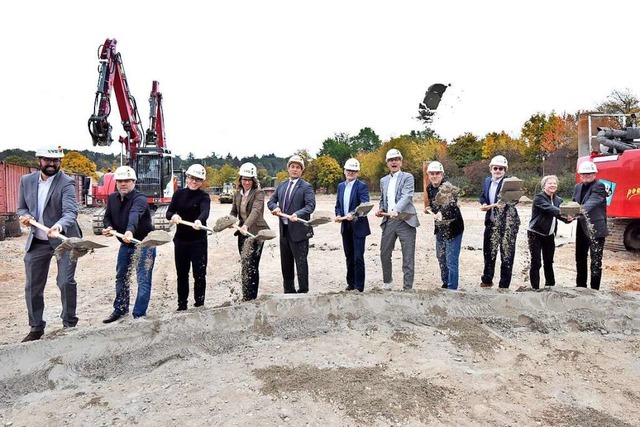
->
<box><xmin>528</xmin><ymin>191</ymin><xmax>570</xmax><ymax>236</ymax></box>
<box><xmin>573</xmin><ymin>180</ymin><xmax>608</xmax><ymax>239</ymax></box>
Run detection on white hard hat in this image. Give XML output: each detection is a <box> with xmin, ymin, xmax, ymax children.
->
<box><xmin>427</xmin><ymin>161</ymin><xmax>444</xmax><ymax>173</ymax></box>
<box><xmin>186</xmin><ymin>164</ymin><xmax>206</xmax><ymax>180</ymax></box>
<box><xmin>287</xmin><ymin>155</ymin><xmax>305</xmax><ymax>171</ymax></box>
<box><xmin>113</xmin><ymin>166</ymin><xmax>137</xmax><ymax>181</ymax></box>
<box><xmin>36</xmin><ymin>145</ymin><xmax>65</xmax><ymax>158</ymax></box>
<box><xmin>238</xmin><ymin>162</ymin><xmax>257</xmax><ymax>178</ymax></box>
<box><xmin>489</xmin><ymin>155</ymin><xmax>508</xmax><ymax>168</ymax></box>
<box><xmin>386</xmin><ymin>148</ymin><xmax>403</xmax><ymax>161</ymax></box>
<box><xmin>578</xmin><ymin>161</ymin><xmax>598</xmax><ymax>174</ymax></box>
<box><xmin>343</xmin><ymin>158</ymin><xmax>360</xmax><ymax>171</ymax></box>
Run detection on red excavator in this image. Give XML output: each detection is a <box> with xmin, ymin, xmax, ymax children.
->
<box><xmin>577</xmin><ymin>112</ymin><xmax>640</xmax><ymax>251</ymax></box>
<box><xmin>88</xmin><ymin>38</ymin><xmax>179</xmax><ymax>233</ymax></box>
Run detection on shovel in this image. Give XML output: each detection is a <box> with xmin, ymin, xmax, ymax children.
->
<box><xmin>108</xmin><ymin>229</ymin><xmax>172</xmax><ymax>247</ymax></box>
<box><xmin>277</xmin><ymin>211</ymin><xmax>333</xmax><ymax>227</ymax></box>
<box><xmin>212</xmin><ymin>215</ymin><xmax>276</xmax><ymax>241</ymax></box>
<box><xmin>176</xmin><ymin>219</ymin><xmax>214</xmax><ymax>234</ymax></box>
<box><xmin>379</xmin><ymin>211</ymin><xmax>417</xmax><ymax>221</ymax></box>
<box><xmin>336</xmin><ymin>202</ymin><xmax>375</xmax><ymax>221</ymax></box>
<box><xmin>28</xmin><ymin>219</ymin><xmax>107</xmax><ymax>260</ymax></box>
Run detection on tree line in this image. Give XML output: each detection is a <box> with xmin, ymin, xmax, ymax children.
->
<box><xmin>2</xmin><ymin>88</ymin><xmax>637</xmax><ymax>199</ymax></box>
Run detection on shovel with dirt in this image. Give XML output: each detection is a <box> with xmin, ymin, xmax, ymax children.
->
<box><xmin>335</xmin><ymin>202</ymin><xmax>375</xmax><ymax>221</ymax></box>
<box><xmin>27</xmin><ymin>219</ymin><xmax>107</xmax><ymax>261</ymax></box>
<box><xmin>276</xmin><ymin>211</ymin><xmax>333</xmax><ymax>227</ymax></box>
<box><xmin>212</xmin><ymin>215</ymin><xmax>276</xmax><ymax>242</ymax></box>
<box><xmin>379</xmin><ymin>211</ymin><xmax>418</xmax><ymax>222</ymax></box>
<box><xmin>108</xmin><ymin>229</ymin><xmax>172</xmax><ymax>247</ymax></box>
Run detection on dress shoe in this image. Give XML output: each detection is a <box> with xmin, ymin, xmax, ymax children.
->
<box><xmin>345</xmin><ymin>286</ymin><xmax>355</xmax><ymax>291</ymax></box>
<box><xmin>480</xmin><ymin>282</ymin><xmax>494</xmax><ymax>288</ymax></box>
<box><xmin>381</xmin><ymin>283</ymin><xmax>393</xmax><ymax>291</ymax></box>
<box><xmin>21</xmin><ymin>330</ymin><xmax>44</xmax><ymax>342</ymax></box>
<box><xmin>441</xmin><ymin>283</ymin><xmax>448</xmax><ymax>289</ymax></box>
<box><xmin>176</xmin><ymin>306</ymin><xmax>187</xmax><ymax>312</ymax></box>
<box><xmin>102</xmin><ymin>313</ymin><xmax>123</xmax><ymax>324</ymax></box>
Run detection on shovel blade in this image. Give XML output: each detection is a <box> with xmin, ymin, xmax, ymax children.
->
<box><xmin>353</xmin><ymin>203</ymin><xmax>374</xmax><ymax>217</ymax></box>
<box><xmin>254</xmin><ymin>230</ymin><xmax>277</xmax><ymax>241</ymax></box>
<box><xmin>53</xmin><ymin>237</ymin><xmax>108</xmax><ymax>261</ymax></box>
<box><xmin>139</xmin><ymin>230</ymin><xmax>172</xmax><ymax>247</ymax></box>
<box><xmin>213</xmin><ymin>215</ymin><xmax>238</xmax><ymax>232</ymax></box>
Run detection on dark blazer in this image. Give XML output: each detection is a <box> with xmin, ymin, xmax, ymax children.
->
<box><xmin>572</xmin><ymin>180</ymin><xmax>608</xmax><ymax>238</ymax></box>
<box><xmin>528</xmin><ymin>191</ymin><xmax>570</xmax><ymax>236</ymax></box>
<box><xmin>267</xmin><ymin>178</ymin><xmax>316</xmax><ymax>242</ymax></box>
<box><xmin>335</xmin><ymin>179</ymin><xmax>371</xmax><ymax>238</ymax></box>
<box><xmin>479</xmin><ymin>176</ymin><xmax>520</xmax><ymax>228</ymax></box>
<box><xmin>230</xmin><ymin>188</ymin><xmax>270</xmax><ymax>236</ymax></box>
<box><xmin>17</xmin><ymin>170</ymin><xmax>82</xmax><ymax>251</ymax></box>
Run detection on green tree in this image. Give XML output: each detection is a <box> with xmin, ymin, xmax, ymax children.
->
<box><xmin>447</xmin><ymin>132</ymin><xmax>483</xmax><ymax>168</ymax></box>
<box><xmin>596</xmin><ymin>88</ymin><xmax>640</xmax><ymax>115</ymax></box>
<box><xmin>317</xmin><ymin>133</ymin><xmax>352</xmax><ymax>168</ymax></box>
<box><xmin>4</xmin><ymin>155</ymin><xmax>36</xmax><ymax>167</ymax></box>
<box><xmin>275</xmin><ymin>170</ymin><xmax>289</xmax><ymax>184</ymax></box>
<box><xmin>218</xmin><ymin>163</ymin><xmax>237</xmax><ymax>185</ymax></box>
<box><xmin>350</xmin><ymin>127</ymin><xmax>381</xmax><ymax>153</ymax></box>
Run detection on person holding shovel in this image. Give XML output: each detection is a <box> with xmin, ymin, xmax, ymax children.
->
<box><xmin>572</xmin><ymin>161</ymin><xmax>608</xmax><ymax>290</ymax></box>
<box><xmin>17</xmin><ymin>145</ymin><xmax>82</xmax><ymax>342</ymax></box>
<box><xmin>101</xmin><ymin>166</ymin><xmax>156</xmax><ymax>323</ymax></box>
<box><xmin>424</xmin><ymin>161</ymin><xmax>464</xmax><ymax>290</ymax></box>
<box><xmin>527</xmin><ymin>175</ymin><xmax>574</xmax><ymax>289</ymax></box>
<box><xmin>335</xmin><ymin>158</ymin><xmax>371</xmax><ymax>292</ymax></box>
<box><xmin>267</xmin><ymin>155</ymin><xmax>316</xmax><ymax>294</ymax></box>
<box><xmin>479</xmin><ymin>155</ymin><xmax>521</xmax><ymax>289</ymax></box>
<box><xmin>166</xmin><ymin>164</ymin><xmax>211</xmax><ymax>310</ymax></box>
<box><xmin>375</xmin><ymin>148</ymin><xmax>419</xmax><ymax>291</ymax></box>
<box><xmin>230</xmin><ymin>162</ymin><xmax>270</xmax><ymax>301</ymax></box>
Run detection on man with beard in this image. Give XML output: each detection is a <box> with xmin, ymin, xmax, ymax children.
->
<box><xmin>101</xmin><ymin>166</ymin><xmax>156</xmax><ymax>323</ymax></box>
<box><xmin>17</xmin><ymin>146</ymin><xmax>82</xmax><ymax>342</ymax></box>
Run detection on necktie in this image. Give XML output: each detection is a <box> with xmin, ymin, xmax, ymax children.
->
<box><xmin>282</xmin><ymin>180</ymin><xmax>294</xmax><ymax>212</ymax></box>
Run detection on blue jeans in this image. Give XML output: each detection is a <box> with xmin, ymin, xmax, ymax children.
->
<box><xmin>435</xmin><ymin>232</ymin><xmax>462</xmax><ymax>290</ymax></box>
<box><xmin>113</xmin><ymin>244</ymin><xmax>156</xmax><ymax>317</ymax></box>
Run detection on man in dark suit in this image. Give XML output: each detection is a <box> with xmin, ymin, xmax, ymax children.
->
<box><xmin>17</xmin><ymin>146</ymin><xmax>82</xmax><ymax>342</ymax></box>
<box><xmin>479</xmin><ymin>155</ymin><xmax>520</xmax><ymax>289</ymax></box>
<box><xmin>335</xmin><ymin>158</ymin><xmax>371</xmax><ymax>292</ymax></box>
<box><xmin>267</xmin><ymin>155</ymin><xmax>316</xmax><ymax>293</ymax></box>
<box><xmin>573</xmin><ymin>160</ymin><xmax>608</xmax><ymax>290</ymax></box>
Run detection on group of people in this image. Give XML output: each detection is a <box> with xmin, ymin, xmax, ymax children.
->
<box><xmin>16</xmin><ymin>146</ymin><xmax>608</xmax><ymax>342</ymax></box>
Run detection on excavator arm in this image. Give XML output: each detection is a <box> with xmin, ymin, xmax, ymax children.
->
<box><xmin>88</xmin><ymin>38</ymin><xmax>144</xmax><ymax>163</ymax></box>
<box><xmin>145</xmin><ymin>80</ymin><xmax>166</xmax><ymax>148</ymax></box>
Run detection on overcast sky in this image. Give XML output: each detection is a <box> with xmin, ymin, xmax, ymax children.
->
<box><xmin>1</xmin><ymin>1</ymin><xmax>639</xmax><ymax>161</ymax></box>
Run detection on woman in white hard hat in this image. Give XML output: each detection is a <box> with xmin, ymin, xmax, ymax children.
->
<box><xmin>231</xmin><ymin>162</ymin><xmax>270</xmax><ymax>300</ymax></box>
<box><xmin>424</xmin><ymin>161</ymin><xmax>464</xmax><ymax>290</ymax></box>
<box><xmin>166</xmin><ymin>164</ymin><xmax>211</xmax><ymax>310</ymax></box>
<box><xmin>479</xmin><ymin>155</ymin><xmax>521</xmax><ymax>289</ymax></box>
<box><xmin>527</xmin><ymin>175</ymin><xmax>573</xmax><ymax>289</ymax></box>
<box><xmin>334</xmin><ymin>158</ymin><xmax>371</xmax><ymax>292</ymax></box>
<box><xmin>572</xmin><ymin>161</ymin><xmax>608</xmax><ymax>290</ymax></box>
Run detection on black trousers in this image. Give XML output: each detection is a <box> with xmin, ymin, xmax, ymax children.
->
<box><xmin>528</xmin><ymin>231</ymin><xmax>556</xmax><ymax>289</ymax></box>
<box><xmin>237</xmin><ymin>235</ymin><xmax>264</xmax><ymax>301</ymax></box>
<box><xmin>342</xmin><ymin>225</ymin><xmax>366</xmax><ymax>291</ymax></box>
<box><xmin>575</xmin><ymin>226</ymin><xmax>605</xmax><ymax>290</ymax></box>
<box><xmin>174</xmin><ymin>238</ymin><xmax>208</xmax><ymax>307</ymax></box>
<box><xmin>482</xmin><ymin>222</ymin><xmax>517</xmax><ymax>288</ymax></box>
<box><xmin>280</xmin><ymin>225</ymin><xmax>309</xmax><ymax>293</ymax></box>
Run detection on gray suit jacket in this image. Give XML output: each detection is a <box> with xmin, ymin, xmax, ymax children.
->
<box><xmin>17</xmin><ymin>170</ymin><xmax>82</xmax><ymax>251</ymax></box>
<box><xmin>379</xmin><ymin>171</ymin><xmax>419</xmax><ymax>228</ymax></box>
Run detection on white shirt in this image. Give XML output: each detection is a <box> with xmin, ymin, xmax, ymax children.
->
<box><xmin>281</xmin><ymin>179</ymin><xmax>298</xmax><ymax>224</ymax></box>
<box><xmin>343</xmin><ymin>180</ymin><xmax>354</xmax><ymax>216</ymax></box>
<box><xmin>36</xmin><ymin>174</ymin><xmax>54</xmax><ymax>240</ymax></box>
<box><xmin>387</xmin><ymin>172</ymin><xmax>399</xmax><ymax>212</ymax></box>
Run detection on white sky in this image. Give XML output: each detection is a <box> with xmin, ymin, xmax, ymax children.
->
<box><xmin>1</xmin><ymin>1</ymin><xmax>639</xmax><ymax>160</ymax></box>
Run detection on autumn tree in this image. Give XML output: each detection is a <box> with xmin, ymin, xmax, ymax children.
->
<box><xmin>275</xmin><ymin>170</ymin><xmax>289</xmax><ymax>184</ymax></box>
<box><xmin>308</xmin><ymin>155</ymin><xmax>343</xmax><ymax>193</ymax></box>
<box><xmin>62</xmin><ymin>151</ymin><xmax>99</xmax><ymax>180</ymax></box>
<box><xmin>448</xmin><ymin>132</ymin><xmax>483</xmax><ymax>168</ymax></box>
<box><xmin>218</xmin><ymin>163</ymin><xmax>237</xmax><ymax>186</ymax></box>
<box><xmin>596</xmin><ymin>88</ymin><xmax>640</xmax><ymax>115</ymax></box>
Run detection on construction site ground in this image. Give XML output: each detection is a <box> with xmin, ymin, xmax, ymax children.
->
<box><xmin>0</xmin><ymin>196</ymin><xmax>638</xmax><ymax>426</ymax></box>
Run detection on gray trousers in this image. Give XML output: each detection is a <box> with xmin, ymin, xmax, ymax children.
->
<box><xmin>24</xmin><ymin>241</ymin><xmax>78</xmax><ymax>331</ymax></box>
<box><xmin>380</xmin><ymin>220</ymin><xmax>417</xmax><ymax>289</ymax></box>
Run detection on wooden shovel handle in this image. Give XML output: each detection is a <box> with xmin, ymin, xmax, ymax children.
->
<box><xmin>231</xmin><ymin>223</ymin><xmax>256</xmax><ymax>238</ymax></box>
<box><xmin>28</xmin><ymin>219</ymin><xmax>68</xmax><ymax>241</ymax></box>
<box><xmin>276</xmin><ymin>212</ymin><xmax>309</xmax><ymax>225</ymax></box>
<box><xmin>108</xmin><ymin>230</ymin><xmax>142</xmax><ymax>245</ymax></box>
<box><xmin>177</xmin><ymin>219</ymin><xmax>214</xmax><ymax>234</ymax></box>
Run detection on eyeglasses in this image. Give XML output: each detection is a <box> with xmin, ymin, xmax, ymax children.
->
<box><xmin>240</xmin><ymin>178</ymin><xmax>253</xmax><ymax>182</ymax></box>
<box><xmin>345</xmin><ymin>169</ymin><xmax>358</xmax><ymax>173</ymax></box>
<box><xmin>387</xmin><ymin>157</ymin><xmax>401</xmax><ymax>162</ymax></box>
<box><xmin>187</xmin><ymin>176</ymin><xmax>204</xmax><ymax>183</ymax></box>
<box><xmin>428</xmin><ymin>172</ymin><xmax>442</xmax><ymax>176</ymax></box>
<box><xmin>492</xmin><ymin>166</ymin><xmax>505</xmax><ymax>171</ymax></box>
<box><xmin>40</xmin><ymin>158</ymin><xmax>61</xmax><ymax>164</ymax></box>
